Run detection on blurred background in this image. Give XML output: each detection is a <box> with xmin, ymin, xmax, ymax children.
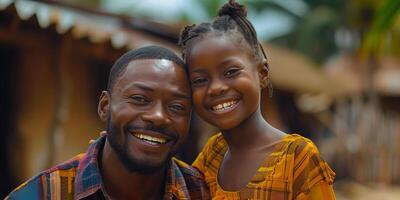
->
<box><xmin>0</xmin><ymin>0</ymin><xmax>399</xmax><ymax>199</ymax></box>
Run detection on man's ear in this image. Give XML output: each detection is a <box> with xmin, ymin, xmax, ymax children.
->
<box><xmin>98</xmin><ymin>91</ymin><xmax>110</xmax><ymax>122</ymax></box>
<box><xmin>258</xmin><ymin>59</ymin><xmax>269</xmax><ymax>89</ymax></box>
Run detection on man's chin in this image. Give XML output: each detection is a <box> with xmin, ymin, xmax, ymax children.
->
<box><xmin>122</xmin><ymin>157</ymin><xmax>170</xmax><ymax>174</ymax></box>
<box><xmin>106</xmin><ymin>129</ymin><xmax>172</xmax><ymax>174</ymax></box>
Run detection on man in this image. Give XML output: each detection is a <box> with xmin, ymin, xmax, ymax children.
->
<box><xmin>7</xmin><ymin>46</ymin><xmax>209</xmax><ymax>200</ymax></box>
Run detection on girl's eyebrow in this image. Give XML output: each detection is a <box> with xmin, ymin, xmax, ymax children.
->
<box><xmin>190</xmin><ymin>67</ymin><xmax>206</xmax><ymax>73</ymax></box>
<box><xmin>219</xmin><ymin>57</ymin><xmax>242</xmax><ymax>66</ymax></box>
<box><xmin>190</xmin><ymin>57</ymin><xmax>241</xmax><ymax>73</ymax></box>
<box><xmin>220</xmin><ymin>58</ymin><xmax>235</xmax><ymax>66</ymax></box>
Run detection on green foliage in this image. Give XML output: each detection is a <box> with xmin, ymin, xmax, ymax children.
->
<box><xmin>243</xmin><ymin>0</ymin><xmax>302</xmax><ymax>19</ymax></box>
<box><xmin>362</xmin><ymin>0</ymin><xmax>400</xmax><ymax>56</ymax></box>
<box><xmin>254</xmin><ymin>1</ymin><xmax>343</xmax><ymax>64</ymax></box>
<box><xmin>294</xmin><ymin>6</ymin><xmax>340</xmax><ymax>63</ymax></box>
<box><xmin>200</xmin><ymin>0</ymin><xmax>227</xmax><ymax>19</ymax></box>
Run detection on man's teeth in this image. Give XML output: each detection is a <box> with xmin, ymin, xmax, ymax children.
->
<box><xmin>212</xmin><ymin>100</ymin><xmax>237</xmax><ymax>111</ymax></box>
<box><xmin>134</xmin><ymin>134</ymin><xmax>166</xmax><ymax>144</ymax></box>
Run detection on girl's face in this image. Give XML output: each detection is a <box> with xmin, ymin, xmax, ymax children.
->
<box><xmin>186</xmin><ymin>34</ymin><xmax>264</xmax><ymax>130</ymax></box>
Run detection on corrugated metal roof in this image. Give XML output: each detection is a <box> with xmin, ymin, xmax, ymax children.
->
<box><xmin>0</xmin><ymin>0</ymin><xmax>178</xmax><ymax>50</ymax></box>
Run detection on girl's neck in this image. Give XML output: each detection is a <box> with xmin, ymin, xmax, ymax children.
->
<box><xmin>221</xmin><ymin>108</ymin><xmax>284</xmax><ymax>154</ymax></box>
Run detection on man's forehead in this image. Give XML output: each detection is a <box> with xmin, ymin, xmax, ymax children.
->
<box><xmin>112</xmin><ymin>59</ymin><xmax>189</xmax><ymax>93</ymax></box>
<box><xmin>125</xmin><ymin>59</ymin><xmax>182</xmax><ymax>74</ymax></box>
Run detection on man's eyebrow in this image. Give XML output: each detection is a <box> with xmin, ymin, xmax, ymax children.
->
<box><xmin>132</xmin><ymin>83</ymin><xmax>154</xmax><ymax>91</ymax></box>
<box><xmin>133</xmin><ymin>83</ymin><xmax>190</xmax><ymax>99</ymax></box>
<box><xmin>172</xmin><ymin>91</ymin><xmax>190</xmax><ymax>100</ymax></box>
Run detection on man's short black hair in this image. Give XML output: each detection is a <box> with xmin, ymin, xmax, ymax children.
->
<box><xmin>107</xmin><ymin>45</ymin><xmax>186</xmax><ymax>92</ymax></box>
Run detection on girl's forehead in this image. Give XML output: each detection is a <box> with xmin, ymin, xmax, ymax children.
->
<box><xmin>204</xmin><ymin>31</ymin><xmax>245</xmax><ymax>44</ymax></box>
<box><xmin>194</xmin><ymin>32</ymin><xmax>252</xmax><ymax>55</ymax></box>
<box><xmin>186</xmin><ymin>36</ymin><xmax>259</xmax><ymax>73</ymax></box>
<box><xmin>188</xmin><ymin>33</ymin><xmax>253</xmax><ymax>62</ymax></box>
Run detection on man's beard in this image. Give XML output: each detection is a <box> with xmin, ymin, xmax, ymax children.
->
<box><xmin>106</xmin><ymin>117</ymin><xmax>173</xmax><ymax>174</ymax></box>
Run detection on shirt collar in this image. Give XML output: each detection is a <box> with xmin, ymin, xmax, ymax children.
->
<box><xmin>74</xmin><ymin>136</ymin><xmax>106</xmax><ymax>199</ymax></box>
<box><xmin>73</xmin><ymin>136</ymin><xmax>191</xmax><ymax>200</ymax></box>
<box><xmin>163</xmin><ymin>158</ymin><xmax>192</xmax><ymax>199</ymax></box>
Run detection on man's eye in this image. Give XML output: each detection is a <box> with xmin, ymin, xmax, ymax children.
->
<box><xmin>130</xmin><ymin>95</ymin><xmax>149</xmax><ymax>104</ymax></box>
<box><xmin>192</xmin><ymin>77</ymin><xmax>207</xmax><ymax>85</ymax></box>
<box><xmin>170</xmin><ymin>103</ymin><xmax>185</xmax><ymax>111</ymax></box>
<box><xmin>224</xmin><ymin>68</ymin><xmax>241</xmax><ymax>77</ymax></box>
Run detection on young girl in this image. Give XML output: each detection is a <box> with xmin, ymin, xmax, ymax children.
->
<box><xmin>179</xmin><ymin>0</ymin><xmax>336</xmax><ymax>199</ymax></box>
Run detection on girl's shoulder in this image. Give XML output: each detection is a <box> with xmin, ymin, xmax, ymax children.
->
<box><xmin>278</xmin><ymin>134</ymin><xmax>328</xmax><ymax>169</ymax></box>
<box><xmin>260</xmin><ymin>134</ymin><xmax>335</xmax><ymax>197</ymax></box>
<box><xmin>192</xmin><ymin>133</ymin><xmax>227</xmax><ymax>173</ymax></box>
<box><xmin>282</xmin><ymin>134</ymin><xmax>320</xmax><ymax>155</ymax></box>
<box><xmin>280</xmin><ymin>134</ymin><xmax>336</xmax><ymax>184</ymax></box>
<box><xmin>204</xmin><ymin>132</ymin><xmax>226</xmax><ymax>147</ymax></box>
<box><xmin>198</xmin><ymin>132</ymin><xmax>227</xmax><ymax>160</ymax></box>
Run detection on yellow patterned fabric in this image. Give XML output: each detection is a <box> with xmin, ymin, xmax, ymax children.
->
<box><xmin>193</xmin><ymin>133</ymin><xmax>336</xmax><ymax>200</ymax></box>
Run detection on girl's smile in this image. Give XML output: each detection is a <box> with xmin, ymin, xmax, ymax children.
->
<box><xmin>209</xmin><ymin>98</ymin><xmax>239</xmax><ymax>113</ymax></box>
<box><xmin>187</xmin><ymin>34</ymin><xmax>263</xmax><ymax>130</ymax></box>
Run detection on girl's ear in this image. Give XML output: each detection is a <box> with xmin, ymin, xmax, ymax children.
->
<box><xmin>258</xmin><ymin>59</ymin><xmax>269</xmax><ymax>89</ymax></box>
<box><xmin>98</xmin><ymin>91</ymin><xmax>110</xmax><ymax>122</ymax></box>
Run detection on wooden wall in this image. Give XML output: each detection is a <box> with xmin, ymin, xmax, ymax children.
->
<box><xmin>0</xmin><ymin>11</ymin><xmax>123</xmax><ymax>188</ymax></box>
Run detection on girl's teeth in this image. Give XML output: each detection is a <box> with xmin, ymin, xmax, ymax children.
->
<box><xmin>212</xmin><ymin>100</ymin><xmax>237</xmax><ymax>111</ymax></box>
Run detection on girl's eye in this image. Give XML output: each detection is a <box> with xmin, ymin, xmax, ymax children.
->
<box><xmin>170</xmin><ymin>103</ymin><xmax>185</xmax><ymax>112</ymax></box>
<box><xmin>192</xmin><ymin>77</ymin><xmax>208</xmax><ymax>85</ymax></box>
<box><xmin>130</xmin><ymin>95</ymin><xmax>149</xmax><ymax>104</ymax></box>
<box><xmin>224</xmin><ymin>68</ymin><xmax>241</xmax><ymax>77</ymax></box>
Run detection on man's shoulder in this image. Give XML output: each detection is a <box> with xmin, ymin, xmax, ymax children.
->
<box><xmin>6</xmin><ymin>153</ymin><xmax>86</xmax><ymax>200</ymax></box>
<box><xmin>170</xmin><ymin>158</ymin><xmax>210</xmax><ymax>199</ymax></box>
<box><xmin>6</xmin><ymin>172</ymin><xmax>44</xmax><ymax>200</ymax></box>
<box><xmin>172</xmin><ymin>157</ymin><xmax>203</xmax><ymax>179</ymax></box>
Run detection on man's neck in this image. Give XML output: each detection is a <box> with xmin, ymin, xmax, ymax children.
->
<box><xmin>100</xmin><ymin>140</ymin><xmax>166</xmax><ymax>200</ymax></box>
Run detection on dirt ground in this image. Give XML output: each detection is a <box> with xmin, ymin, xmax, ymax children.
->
<box><xmin>335</xmin><ymin>181</ymin><xmax>400</xmax><ymax>200</ymax></box>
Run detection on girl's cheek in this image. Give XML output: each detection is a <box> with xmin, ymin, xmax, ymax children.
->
<box><xmin>192</xmin><ymin>92</ymin><xmax>202</xmax><ymax>104</ymax></box>
<box><xmin>192</xmin><ymin>90</ymin><xmax>205</xmax><ymax>108</ymax></box>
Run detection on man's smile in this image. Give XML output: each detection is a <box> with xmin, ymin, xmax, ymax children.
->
<box><xmin>128</xmin><ymin>129</ymin><xmax>176</xmax><ymax>149</ymax></box>
<box><xmin>133</xmin><ymin>133</ymin><xmax>167</xmax><ymax>144</ymax></box>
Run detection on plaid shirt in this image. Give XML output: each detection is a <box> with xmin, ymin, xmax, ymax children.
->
<box><xmin>7</xmin><ymin>136</ymin><xmax>210</xmax><ymax>200</ymax></box>
<box><xmin>193</xmin><ymin>133</ymin><xmax>336</xmax><ymax>200</ymax></box>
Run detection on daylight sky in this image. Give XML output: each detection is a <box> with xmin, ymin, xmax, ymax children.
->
<box><xmin>100</xmin><ymin>0</ymin><xmax>309</xmax><ymax>41</ymax></box>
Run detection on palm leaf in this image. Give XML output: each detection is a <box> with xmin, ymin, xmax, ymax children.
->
<box><xmin>362</xmin><ymin>0</ymin><xmax>400</xmax><ymax>56</ymax></box>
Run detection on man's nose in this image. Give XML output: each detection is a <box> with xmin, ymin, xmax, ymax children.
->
<box><xmin>141</xmin><ymin>102</ymin><xmax>171</xmax><ymax>128</ymax></box>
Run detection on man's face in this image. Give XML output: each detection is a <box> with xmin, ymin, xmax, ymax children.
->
<box><xmin>99</xmin><ymin>59</ymin><xmax>191</xmax><ymax>174</ymax></box>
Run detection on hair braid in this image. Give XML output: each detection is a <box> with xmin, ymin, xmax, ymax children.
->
<box><xmin>179</xmin><ymin>0</ymin><xmax>267</xmax><ymax>63</ymax></box>
<box><xmin>178</xmin><ymin>0</ymin><xmax>272</xmax><ymax>96</ymax></box>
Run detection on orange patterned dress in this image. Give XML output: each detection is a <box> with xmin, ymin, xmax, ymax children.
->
<box><xmin>193</xmin><ymin>133</ymin><xmax>336</xmax><ymax>200</ymax></box>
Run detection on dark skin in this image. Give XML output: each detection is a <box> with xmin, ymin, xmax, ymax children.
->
<box><xmin>100</xmin><ymin>142</ymin><xmax>165</xmax><ymax>200</ymax></box>
<box><xmin>98</xmin><ymin>59</ymin><xmax>192</xmax><ymax>199</ymax></box>
<box><xmin>187</xmin><ymin>33</ymin><xmax>286</xmax><ymax>191</ymax></box>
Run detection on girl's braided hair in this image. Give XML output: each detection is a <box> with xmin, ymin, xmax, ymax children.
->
<box><xmin>178</xmin><ymin>0</ymin><xmax>272</xmax><ymax>96</ymax></box>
